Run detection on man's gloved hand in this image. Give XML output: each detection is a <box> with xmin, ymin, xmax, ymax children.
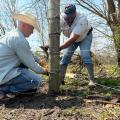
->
<box><xmin>40</xmin><ymin>45</ymin><xmax>49</xmax><ymax>52</ymax></box>
<box><xmin>43</xmin><ymin>66</ymin><xmax>49</xmax><ymax>75</ymax></box>
<box><xmin>39</xmin><ymin>58</ymin><xmax>49</xmax><ymax>75</ymax></box>
<box><xmin>39</xmin><ymin>58</ymin><xmax>47</xmax><ymax>67</ymax></box>
<box><xmin>40</xmin><ymin>45</ymin><xmax>49</xmax><ymax>59</ymax></box>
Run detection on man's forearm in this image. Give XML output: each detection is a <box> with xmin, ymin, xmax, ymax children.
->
<box><xmin>60</xmin><ymin>37</ymin><xmax>76</xmax><ymax>50</ymax></box>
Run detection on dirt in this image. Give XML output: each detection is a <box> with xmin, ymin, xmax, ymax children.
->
<box><xmin>0</xmin><ymin>79</ymin><xmax>120</xmax><ymax>120</ymax></box>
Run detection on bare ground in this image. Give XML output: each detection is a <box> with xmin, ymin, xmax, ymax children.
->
<box><xmin>0</xmin><ymin>77</ymin><xmax>120</xmax><ymax>120</ymax></box>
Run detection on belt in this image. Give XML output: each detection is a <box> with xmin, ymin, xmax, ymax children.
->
<box><xmin>87</xmin><ymin>27</ymin><xmax>93</xmax><ymax>35</ymax></box>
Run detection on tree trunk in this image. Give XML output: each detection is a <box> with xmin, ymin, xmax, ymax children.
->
<box><xmin>104</xmin><ymin>0</ymin><xmax>120</xmax><ymax>67</ymax></box>
<box><xmin>111</xmin><ymin>26</ymin><xmax>120</xmax><ymax>67</ymax></box>
<box><xmin>114</xmin><ymin>38</ymin><xmax>120</xmax><ymax>67</ymax></box>
<box><xmin>48</xmin><ymin>0</ymin><xmax>60</xmax><ymax>94</ymax></box>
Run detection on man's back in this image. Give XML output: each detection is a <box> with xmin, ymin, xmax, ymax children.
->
<box><xmin>0</xmin><ymin>29</ymin><xmax>22</xmax><ymax>85</ymax></box>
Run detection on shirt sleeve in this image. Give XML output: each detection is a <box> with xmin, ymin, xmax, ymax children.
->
<box><xmin>13</xmin><ymin>37</ymin><xmax>45</xmax><ymax>74</ymax></box>
<box><xmin>33</xmin><ymin>54</ymin><xmax>40</xmax><ymax>63</ymax></box>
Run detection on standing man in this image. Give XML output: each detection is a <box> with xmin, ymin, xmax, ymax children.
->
<box><xmin>0</xmin><ymin>12</ymin><xmax>48</xmax><ymax>100</ymax></box>
<box><xmin>60</xmin><ymin>4</ymin><xmax>95</xmax><ymax>86</ymax></box>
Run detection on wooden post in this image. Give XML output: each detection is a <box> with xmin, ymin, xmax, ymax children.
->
<box><xmin>48</xmin><ymin>0</ymin><xmax>60</xmax><ymax>94</ymax></box>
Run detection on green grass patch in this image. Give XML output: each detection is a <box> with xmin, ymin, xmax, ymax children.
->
<box><xmin>60</xmin><ymin>77</ymin><xmax>90</xmax><ymax>98</ymax></box>
<box><xmin>96</xmin><ymin>78</ymin><xmax>120</xmax><ymax>89</ymax></box>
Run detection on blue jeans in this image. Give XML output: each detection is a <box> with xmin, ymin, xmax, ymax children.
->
<box><xmin>0</xmin><ymin>68</ymin><xmax>43</xmax><ymax>94</ymax></box>
<box><xmin>60</xmin><ymin>32</ymin><xmax>93</xmax><ymax>65</ymax></box>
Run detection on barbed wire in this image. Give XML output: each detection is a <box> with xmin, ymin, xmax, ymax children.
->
<box><xmin>95</xmin><ymin>82</ymin><xmax>120</xmax><ymax>92</ymax></box>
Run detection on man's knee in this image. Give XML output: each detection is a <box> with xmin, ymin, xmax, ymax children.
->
<box><xmin>31</xmin><ymin>78</ymin><xmax>43</xmax><ymax>88</ymax></box>
<box><xmin>60</xmin><ymin>55</ymin><xmax>72</xmax><ymax>65</ymax></box>
<box><xmin>81</xmin><ymin>54</ymin><xmax>92</xmax><ymax>64</ymax></box>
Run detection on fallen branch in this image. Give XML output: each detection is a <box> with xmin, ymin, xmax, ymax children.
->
<box><xmin>86</xmin><ymin>95</ymin><xmax>112</xmax><ymax>101</ymax></box>
<box><xmin>84</xmin><ymin>99</ymin><xmax>120</xmax><ymax>105</ymax></box>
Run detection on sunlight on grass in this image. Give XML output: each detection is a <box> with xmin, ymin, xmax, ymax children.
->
<box><xmin>62</xmin><ymin>106</ymin><xmax>91</xmax><ymax>116</ymax></box>
<box><xmin>60</xmin><ymin>77</ymin><xmax>90</xmax><ymax>98</ymax></box>
<box><xmin>100</xmin><ymin>106</ymin><xmax>120</xmax><ymax>120</ymax></box>
<box><xmin>62</xmin><ymin>106</ymin><xmax>120</xmax><ymax>119</ymax></box>
<box><xmin>104</xmin><ymin>65</ymin><xmax>120</xmax><ymax>76</ymax></box>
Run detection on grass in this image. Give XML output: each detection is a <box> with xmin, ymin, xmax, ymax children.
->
<box><xmin>62</xmin><ymin>106</ymin><xmax>94</xmax><ymax>117</ymax></box>
<box><xmin>100</xmin><ymin>106</ymin><xmax>120</xmax><ymax>120</ymax></box>
<box><xmin>97</xmin><ymin>78</ymin><xmax>120</xmax><ymax>88</ymax></box>
<box><xmin>62</xmin><ymin>104</ymin><xmax>120</xmax><ymax>119</ymax></box>
<box><xmin>59</xmin><ymin>68</ymin><xmax>120</xmax><ymax>119</ymax></box>
<box><xmin>42</xmin><ymin>63</ymin><xmax>120</xmax><ymax>119</ymax></box>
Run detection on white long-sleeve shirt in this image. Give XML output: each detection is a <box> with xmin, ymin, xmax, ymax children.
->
<box><xmin>60</xmin><ymin>12</ymin><xmax>91</xmax><ymax>42</ymax></box>
<box><xmin>0</xmin><ymin>28</ymin><xmax>44</xmax><ymax>85</ymax></box>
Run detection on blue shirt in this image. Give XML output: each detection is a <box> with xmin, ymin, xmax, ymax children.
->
<box><xmin>0</xmin><ymin>28</ymin><xmax>44</xmax><ymax>85</ymax></box>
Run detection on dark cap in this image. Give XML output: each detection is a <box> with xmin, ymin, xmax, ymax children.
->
<box><xmin>64</xmin><ymin>4</ymin><xmax>76</xmax><ymax>15</ymax></box>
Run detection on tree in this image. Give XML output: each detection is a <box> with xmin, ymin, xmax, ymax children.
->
<box><xmin>76</xmin><ymin>0</ymin><xmax>120</xmax><ymax>67</ymax></box>
<box><xmin>48</xmin><ymin>0</ymin><xmax>60</xmax><ymax>94</ymax></box>
<box><xmin>0</xmin><ymin>0</ymin><xmax>18</xmax><ymax>35</ymax></box>
<box><xmin>31</xmin><ymin>0</ymin><xmax>48</xmax><ymax>46</ymax></box>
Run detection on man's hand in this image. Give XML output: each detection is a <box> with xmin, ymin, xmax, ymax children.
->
<box><xmin>39</xmin><ymin>58</ymin><xmax>49</xmax><ymax>75</ymax></box>
<box><xmin>40</xmin><ymin>45</ymin><xmax>49</xmax><ymax>52</ymax></box>
<box><xmin>39</xmin><ymin>58</ymin><xmax>47</xmax><ymax>67</ymax></box>
<box><xmin>60</xmin><ymin>33</ymin><xmax>80</xmax><ymax>50</ymax></box>
<box><xmin>43</xmin><ymin>66</ymin><xmax>48</xmax><ymax>72</ymax></box>
<box><xmin>43</xmin><ymin>66</ymin><xmax>49</xmax><ymax>75</ymax></box>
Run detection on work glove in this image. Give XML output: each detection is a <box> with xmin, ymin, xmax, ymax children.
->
<box><xmin>40</xmin><ymin>45</ymin><xmax>49</xmax><ymax>52</ymax></box>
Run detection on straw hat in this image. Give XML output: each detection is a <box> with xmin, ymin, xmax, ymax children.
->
<box><xmin>13</xmin><ymin>12</ymin><xmax>40</xmax><ymax>32</ymax></box>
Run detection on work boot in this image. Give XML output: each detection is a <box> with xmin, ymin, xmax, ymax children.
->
<box><xmin>88</xmin><ymin>80</ymin><xmax>95</xmax><ymax>86</ymax></box>
<box><xmin>60</xmin><ymin>65</ymin><xmax>67</xmax><ymax>85</ymax></box>
<box><xmin>6</xmin><ymin>93</ymin><xmax>16</xmax><ymax>98</ymax></box>
<box><xmin>85</xmin><ymin>63</ymin><xmax>95</xmax><ymax>86</ymax></box>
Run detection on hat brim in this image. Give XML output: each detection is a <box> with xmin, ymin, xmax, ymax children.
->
<box><xmin>13</xmin><ymin>14</ymin><xmax>40</xmax><ymax>32</ymax></box>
